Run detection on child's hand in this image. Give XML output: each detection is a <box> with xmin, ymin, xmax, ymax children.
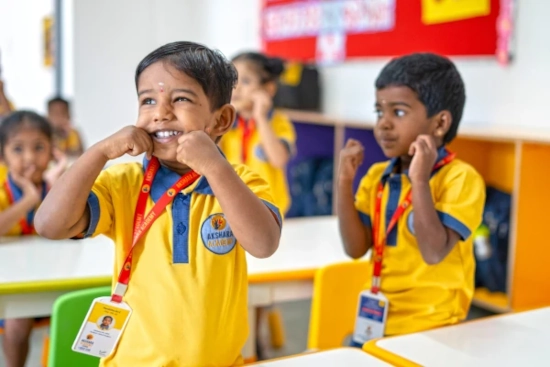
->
<box><xmin>338</xmin><ymin>139</ymin><xmax>364</xmax><ymax>183</ymax></box>
<box><xmin>98</xmin><ymin>126</ymin><xmax>153</xmax><ymax>160</ymax></box>
<box><xmin>251</xmin><ymin>90</ymin><xmax>273</xmax><ymax>122</ymax></box>
<box><xmin>44</xmin><ymin>148</ymin><xmax>68</xmax><ymax>186</ymax></box>
<box><xmin>409</xmin><ymin>135</ymin><xmax>438</xmax><ymax>184</ymax></box>
<box><xmin>176</xmin><ymin>131</ymin><xmax>224</xmax><ymax>176</ymax></box>
<box><xmin>11</xmin><ymin>167</ymin><xmax>41</xmax><ymax>206</ymax></box>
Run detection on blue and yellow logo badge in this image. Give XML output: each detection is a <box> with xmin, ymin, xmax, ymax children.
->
<box><xmin>201</xmin><ymin>213</ymin><xmax>236</xmax><ymax>255</ymax></box>
<box><xmin>142</xmin><ymin>184</ymin><xmax>150</xmax><ymax>193</ymax></box>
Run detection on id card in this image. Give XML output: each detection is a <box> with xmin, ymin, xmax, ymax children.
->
<box><xmin>351</xmin><ymin>290</ymin><xmax>389</xmax><ymax>345</ymax></box>
<box><xmin>72</xmin><ymin>297</ymin><xmax>132</xmax><ymax>358</ymax></box>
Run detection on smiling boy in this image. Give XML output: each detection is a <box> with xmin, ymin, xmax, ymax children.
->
<box><xmin>35</xmin><ymin>41</ymin><xmax>282</xmax><ymax>366</ymax></box>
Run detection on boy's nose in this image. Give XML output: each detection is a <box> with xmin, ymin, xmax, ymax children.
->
<box><xmin>153</xmin><ymin>104</ymin><xmax>173</xmax><ymax>123</ymax></box>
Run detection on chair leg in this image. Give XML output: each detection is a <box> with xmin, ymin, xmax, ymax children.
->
<box><xmin>41</xmin><ymin>335</ymin><xmax>50</xmax><ymax>367</ymax></box>
<box><xmin>267</xmin><ymin>306</ymin><xmax>286</xmax><ymax>349</ymax></box>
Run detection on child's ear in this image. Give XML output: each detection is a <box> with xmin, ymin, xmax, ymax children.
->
<box><xmin>212</xmin><ymin>104</ymin><xmax>236</xmax><ymax>138</ymax></box>
<box><xmin>264</xmin><ymin>81</ymin><xmax>278</xmax><ymax>98</ymax></box>
<box><xmin>433</xmin><ymin>110</ymin><xmax>452</xmax><ymax>139</ymax></box>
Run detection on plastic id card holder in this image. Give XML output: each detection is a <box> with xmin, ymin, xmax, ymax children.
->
<box><xmin>351</xmin><ymin>290</ymin><xmax>389</xmax><ymax>345</ymax></box>
<box><xmin>72</xmin><ymin>296</ymin><xmax>132</xmax><ymax>358</ymax></box>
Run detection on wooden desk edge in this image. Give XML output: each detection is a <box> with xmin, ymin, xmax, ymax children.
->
<box><xmin>363</xmin><ymin>339</ymin><xmax>422</xmax><ymax>367</ymax></box>
<box><xmin>0</xmin><ymin>276</ymin><xmax>112</xmax><ymax>295</ymax></box>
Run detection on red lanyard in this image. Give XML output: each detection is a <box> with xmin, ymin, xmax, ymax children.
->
<box><xmin>3</xmin><ymin>181</ymin><xmax>43</xmax><ymax>235</ymax></box>
<box><xmin>237</xmin><ymin>116</ymin><xmax>255</xmax><ymax>162</ymax></box>
<box><xmin>370</xmin><ymin>151</ymin><xmax>456</xmax><ymax>294</ymax></box>
<box><xmin>111</xmin><ymin>157</ymin><xmax>200</xmax><ymax>303</ymax></box>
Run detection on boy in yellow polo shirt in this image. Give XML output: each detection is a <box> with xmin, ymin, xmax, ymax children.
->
<box><xmin>338</xmin><ymin>53</ymin><xmax>485</xmax><ymax>342</ymax></box>
<box><xmin>47</xmin><ymin>97</ymin><xmax>84</xmax><ymax>158</ymax></box>
<box><xmin>35</xmin><ymin>41</ymin><xmax>282</xmax><ymax>366</ymax></box>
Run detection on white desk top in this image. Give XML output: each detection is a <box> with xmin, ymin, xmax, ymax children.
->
<box><xmin>375</xmin><ymin>307</ymin><xmax>550</xmax><ymax>367</ymax></box>
<box><xmin>252</xmin><ymin>348</ymin><xmax>390</xmax><ymax>366</ymax></box>
<box><xmin>0</xmin><ymin>216</ymin><xmax>353</xmax><ymax>292</ymax></box>
<box><xmin>247</xmin><ymin>216</ymin><xmax>355</xmax><ymax>281</ymax></box>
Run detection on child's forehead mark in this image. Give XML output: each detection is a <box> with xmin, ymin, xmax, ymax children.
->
<box><xmin>158</xmin><ymin>82</ymin><xmax>165</xmax><ymax>92</ymax></box>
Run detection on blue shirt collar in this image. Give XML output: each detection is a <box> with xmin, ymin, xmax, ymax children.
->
<box><xmin>142</xmin><ymin>155</ymin><xmax>224</xmax><ymax>201</ymax></box>
<box><xmin>381</xmin><ymin>145</ymin><xmax>449</xmax><ymax>183</ymax></box>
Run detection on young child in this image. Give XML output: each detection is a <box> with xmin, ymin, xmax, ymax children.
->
<box><xmin>338</xmin><ymin>53</ymin><xmax>486</xmax><ymax>343</ymax></box>
<box><xmin>220</xmin><ymin>52</ymin><xmax>296</xmax><ymax>356</ymax></box>
<box><xmin>220</xmin><ymin>52</ymin><xmax>296</xmax><ymax>214</ymax></box>
<box><xmin>0</xmin><ymin>110</ymin><xmax>65</xmax><ymax>367</ymax></box>
<box><xmin>35</xmin><ymin>41</ymin><xmax>282</xmax><ymax>367</ymax></box>
<box><xmin>47</xmin><ymin>96</ymin><xmax>84</xmax><ymax>158</ymax></box>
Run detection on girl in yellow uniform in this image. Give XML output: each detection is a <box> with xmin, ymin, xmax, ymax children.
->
<box><xmin>220</xmin><ymin>52</ymin><xmax>296</xmax><ymax>214</ymax></box>
<box><xmin>0</xmin><ymin>111</ymin><xmax>66</xmax><ymax>367</ymax></box>
<box><xmin>220</xmin><ymin>52</ymin><xmax>296</xmax><ymax>358</ymax></box>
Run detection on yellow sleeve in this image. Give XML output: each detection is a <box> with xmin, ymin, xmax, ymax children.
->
<box><xmin>0</xmin><ymin>185</ymin><xmax>10</xmax><ymax>212</ymax></box>
<box><xmin>83</xmin><ymin>168</ymin><xmax>115</xmax><ymax>238</ymax></box>
<box><xmin>67</xmin><ymin>129</ymin><xmax>84</xmax><ymax>153</ymax></box>
<box><xmin>354</xmin><ymin>168</ymin><xmax>378</xmax><ymax>228</ymax></box>
<box><xmin>234</xmin><ymin>164</ymin><xmax>282</xmax><ymax>227</ymax></box>
<box><xmin>271</xmin><ymin>111</ymin><xmax>296</xmax><ymax>154</ymax></box>
<box><xmin>434</xmin><ymin>163</ymin><xmax>486</xmax><ymax>240</ymax></box>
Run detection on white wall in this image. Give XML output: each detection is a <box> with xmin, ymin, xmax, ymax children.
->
<box><xmin>72</xmin><ymin>0</ymin><xmax>550</xmax><ymax>150</ymax></box>
<box><xmin>0</xmin><ymin>0</ymin><xmax>54</xmax><ymax>113</ymax></box>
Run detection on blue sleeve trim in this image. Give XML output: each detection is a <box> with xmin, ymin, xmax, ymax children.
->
<box><xmin>358</xmin><ymin>211</ymin><xmax>371</xmax><ymax>227</ymax></box>
<box><xmin>437</xmin><ymin>211</ymin><xmax>471</xmax><ymax>240</ymax></box>
<box><xmin>262</xmin><ymin>200</ymin><xmax>283</xmax><ymax>230</ymax></box>
<box><xmin>280</xmin><ymin>139</ymin><xmax>293</xmax><ymax>155</ymax></box>
<box><xmin>83</xmin><ymin>192</ymin><xmax>101</xmax><ymax>238</ymax></box>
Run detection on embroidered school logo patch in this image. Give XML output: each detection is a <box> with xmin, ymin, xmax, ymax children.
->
<box><xmin>201</xmin><ymin>214</ymin><xmax>236</xmax><ymax>255</ymax></box>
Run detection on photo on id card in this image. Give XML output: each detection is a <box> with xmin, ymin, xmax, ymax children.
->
<box><xmin>72</xmin><ymin>296</ymin><xmax>132</xmax><ymax>358</ymax></box>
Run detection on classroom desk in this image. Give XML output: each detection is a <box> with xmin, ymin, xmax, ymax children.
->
<box><xmin>0</xmin><ymin>216</ymin><xmax>354</xmax><ymax>359</ymax></box>
<box><xmin>364</xmin><ymin>307</ymin><xmax>550</xmax><ymax>367</ymax></box>
<box><xmin>249</xmin><ymin>348</ymin><xmax>390</xmax><ymax>366</ymax></box>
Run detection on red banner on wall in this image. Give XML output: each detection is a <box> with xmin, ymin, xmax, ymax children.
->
<box><xmin>261</xmin><ymin>0</ymin><xmax>500</xmax><ymax>63</ymax></box>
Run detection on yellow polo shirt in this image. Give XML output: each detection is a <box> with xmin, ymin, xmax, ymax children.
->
<box><xmin>0</xmin><ymin>175</ymin><xmax>47</xmax><ymax>236</ymax></box>
<box><xmin>54</xmin><ymin>127</ymin><xmax>83</xmax><ymax>156</ymax></box>
<box><xmin>354</xmin><ymin>147</ymin><xmax>485</xmax><ymax>335</ymax></box>
<box><xmin>219</xmin><ymin>110</ymin><xmax>295</xmax><ymax>214</ymax></box>
<box><xmin>85</xmin><ymin>160</ymin><xmax>282</xmax><ymax>367</ymax></box>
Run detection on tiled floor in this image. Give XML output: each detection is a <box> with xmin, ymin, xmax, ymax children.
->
<box><xmin>0</xmin><ymin>301</ymin><xmax>494</xmax><ymax>366</ymax></box>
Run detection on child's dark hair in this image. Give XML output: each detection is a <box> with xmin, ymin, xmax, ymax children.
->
<box><xmin>135</xmin><ymin>41</ymin><xmax>237</xmax><ymax>110</ymax></box>
<box><xmin>375</xmin><ymin>53</ymin><xmax>465</xmax><ymax>143</ymax></box>
<box><xmin>0</xmin><ymin>111</ymin><xmax>53</xmax><ymax>154</ymax></box>
<box><xmin>232</xmin><ymin>52</ymin><xmax>285</xmax><ymax>84</ymax></box>
<box><xmin>47</xmin><ymin>96</ymin><xmax>70</xmax><ymax>111</ymax></box>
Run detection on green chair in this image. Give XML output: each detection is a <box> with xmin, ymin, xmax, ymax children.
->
<box><xmin>48</xmin><ymin>286</ymin><xmax>111</xmax><ymax>367</ymax></box>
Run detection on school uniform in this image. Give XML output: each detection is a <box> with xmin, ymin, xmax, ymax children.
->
<box><xmin>85</xmin><ymin>159</ymin><xmax>281</xmax><ymax>366</ymax></box>
<box><xmin>355</xmin><ymin>147</ymin><xmax>485</xmax><ymax>335</ymax></box>
<box><xmin>219</xmin><ymin>110</ymin><xmax>295</xmax><ymax>214</ymax></box>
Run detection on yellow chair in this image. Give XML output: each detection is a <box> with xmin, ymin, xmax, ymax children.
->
<box><xmin>307</xmin><ymin>260</ymin><xmax>370</xmax><ymax>350</ymax></box>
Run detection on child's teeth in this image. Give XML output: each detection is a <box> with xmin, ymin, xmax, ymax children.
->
<box><xmin>156</xmin><ymin>131</ymin><xmax>179</xmax><ymax>138</ymax></box>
